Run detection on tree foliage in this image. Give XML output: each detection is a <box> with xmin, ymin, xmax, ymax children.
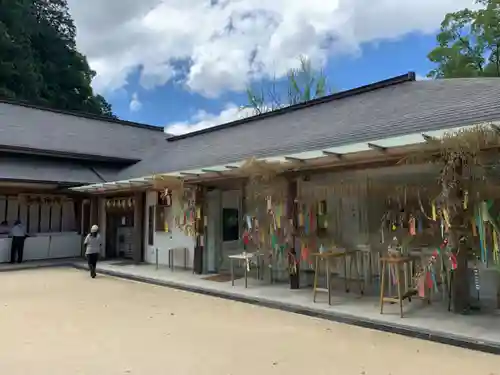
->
<box><xmin>0</xmin><ymin>0</ymin><xmax>115</xmax><ymax>117</ymax></box>
<box><xmin>244</xmin><ymin>56</ymin><xmax>329</xmax><ymax>115</ymax></box>
<box><xmin>428</xmin><ymin>0</ymin><xmax>500</xmax><ymax>78</ymax></box>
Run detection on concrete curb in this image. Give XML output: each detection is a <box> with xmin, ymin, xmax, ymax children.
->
<box><xmin>0</xmin><ymin>262</ymin><xmax>73</xmax><ymax>273</ymax></box>
<box><xmin>71</xmin><ymin>263</ymin><xmax>500</xmax><ymax>356</ymax></box>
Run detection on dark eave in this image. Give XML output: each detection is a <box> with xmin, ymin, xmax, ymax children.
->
<box><xmin>167</xmin><ymin>72</ymin><xmax>416</xmax><ymax>142</ymax></box>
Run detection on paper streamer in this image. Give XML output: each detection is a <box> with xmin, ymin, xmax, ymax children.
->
<box><xmin>494</xmin><ymin>231</ymin><xmax>500</xmax><ymax>265</ymax></box>
<box><xmin>409</xmin><ymin>216</ymin><xmax>416</xmax><ymax>236</ymax></box>
<box><xmin>301</xmin><ymin>241</ymin><xmax>309</xmax><ymax>262</ymax></box>
<box><xmin>298</xmin><ymin>211</ymin><xmax>304</xmax><ymax>227</ymax></box>
<box><xmin>418</xmin><ymin>276</ymin><xmax>426</xmax><ymax>298</ymax></box>
<box><xmin>471</xmin><ymin>218</ymin><xmax>478</xmax><ymax>237</ymax></box>
<box><xmin>431</xmin><ymin>270</ymin><xmax>439</xmax><ymax>293</ymax></box>
<box><xmin>417</xmin><ymin>217</ymin><xmax>423</xmax><ymax>233</ymax></box>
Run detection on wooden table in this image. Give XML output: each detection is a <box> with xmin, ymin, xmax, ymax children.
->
<box><xmin>312</xmin><ymin>249</ymin><xmax>363</xmax><ymax>305</ymax></box>
<box><xmin>379</xmin><ymin>256</ymin><xmax>417</xmax><ymax>317</ymax></box>
<box><xmin>228</xmin><ymin>252</ymin><xmax>264</xmax><ymax>288</ymax></box>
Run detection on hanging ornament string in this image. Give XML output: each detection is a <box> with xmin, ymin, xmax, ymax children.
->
<box><xmin>494</xmin><ymin>230</ymin><xmax>500</xmax><ymax>265</ymax></box>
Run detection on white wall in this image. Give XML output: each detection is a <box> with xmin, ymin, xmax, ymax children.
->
<box><xmin>0</xmin><ymin>233</ymin><xmax>82</xmax><ymax>263</ymax></box>
<box><xmin>143</xmin><ymin>190</ymin><xmax>195</xmax><ymax>268</ymax></box>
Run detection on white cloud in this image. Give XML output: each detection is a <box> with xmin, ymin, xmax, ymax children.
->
<box><xmin>129</xmin><ymin>92</ymin><xmax>142</xmax><ymax>112</ymax></box>
<box><xmin>68</xmin><ymin>0</ymin><xmax>477</xmax><ymax>97</ymax></box>
<box><xmin>166</xmin><ymin>103</ymin><xmax>254</xmax><ymax>135</ymax></box>
<box><xmin>416</xmin><ymin>74</ymin><xmax>431</xmax><ymax>81</ymax></box>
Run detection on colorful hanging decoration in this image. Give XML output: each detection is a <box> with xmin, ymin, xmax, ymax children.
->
<box><xmin>408</xmin><ymin>215</ymin><xmax>416</xmax><ymax>236</ymax></box>
<box><xmin>493</xmin><ymin>230</ymin><xmax>500</xmax><ymax>265</ymax></box>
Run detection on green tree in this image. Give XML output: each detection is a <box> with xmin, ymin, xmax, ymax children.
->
<box><xmin>426</xmin><ymin>0</ymin><xmax>500</xmax><ymax>314</ymax></box>
<box><xmin>0</xmin><ymin>0</ymin><xmax>115</xmax><ymax>117</ymax></box>
<box><xmin>427</xmin><ymin>0</ymin><xmax>500</xmax><ymax>78</ymax></box>
<box><xmin>244</xmin><ymin>56</ymin><xmax>329</xmax><ymax>115</ymax></box>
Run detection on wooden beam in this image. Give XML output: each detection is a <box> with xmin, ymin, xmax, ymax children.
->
<box><xmin>201</xmin><ymin>169</ymin><xmax>224</xmax><ymax>175</ymax></box>
<box><xmin>284</xmin><ymin>156</ymin><xmax>306</xmax><ymax>163</ymax></box>
<box><xmin>367</xmin><ymin>142</ymin><xmax>387</xmax><ymax>152</ymax></box>
<box><xmin>322</xmin><ymin>150</ymin><xmax>342</xmax><ymax>158</ymax></box>
<box><xmin>422</xmin><ymin>133</ymin><xmax>436</xmax><ymax>142</ymax></box>
<box><xmin>129</xmin><ymin>181</ymin><xmax>150</xmax><ymax>186</ymax></box>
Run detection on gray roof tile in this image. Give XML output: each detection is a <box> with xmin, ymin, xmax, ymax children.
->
<box><xmin>0</xmin><ymin>102</ymin><xmax>166</xmax><ymax>161</ymax></box>
<box><xmin>0</xmin><ymin>156</ymin><xmax>121</xmax><ymax>184</ymax></box>
<box><xmin>117</xmin><ymin>78</ymin><xmax>500</xmax><ymax>180</ymax></box>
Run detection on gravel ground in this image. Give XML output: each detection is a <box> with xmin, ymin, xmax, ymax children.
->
<box><xmin>0</xmin><ymin>268</ymin><xmax>498</xmax><ymax>375</ymax></box>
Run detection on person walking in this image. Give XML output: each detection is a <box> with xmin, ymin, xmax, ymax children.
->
<box><xmin>10</xmin><ymin>220</ymin><xmax>27</xmax><ymax>264</ymax></box>
<box><xmin>84</xmin><ymin>225</ymin><xmax>102</xmax><ymax>278</ymax></box>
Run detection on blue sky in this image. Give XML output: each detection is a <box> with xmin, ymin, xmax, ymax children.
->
<box><xmin>69</xmin><ymin>0</ymin><xmax>476</xmax><ymax>134</ymax></box>
<box><xmin>107</xmin><ymin>32</ymin><xmax>436</xmax><ymax>129</ymax></box>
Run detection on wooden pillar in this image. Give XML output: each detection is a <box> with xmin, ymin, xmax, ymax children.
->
<box><xmin>89</xmin><ymin>197</ymin><xmax>99</xmax><ymax>229</ymax></box>
<box><xmin>133</xmin><ymin>192</ymin><xmax>145</xmax><ymax>263</ymax></box>
<box><xmin>288</xmin><ymin>179</ymin><xmax>300</xmax><ymax>289</ymax></box>
<box><xmin>193</xmin><ymin>186</ymin><xmax>205</xmax><ymax>274</ymax></box>
<box><xmin>241</xmin><ymin>180</ymin><xmax>247</xmax><ymax>251</ymax></box>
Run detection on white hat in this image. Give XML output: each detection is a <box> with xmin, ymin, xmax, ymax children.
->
<box><xmin>90</xmin><ymin>225</ymin><xmax>99</xmax><ymax>233</ymax></box>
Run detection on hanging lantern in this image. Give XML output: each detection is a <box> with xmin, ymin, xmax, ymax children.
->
<box><xmin>128</xmin><ymin>198</ymin><xmax>133</xmax><ymax>208</ymax></box>
<box><xmin>106</xmin><ymin>200</ymin><xmax>112</xmax><ymax>208</ymax></box>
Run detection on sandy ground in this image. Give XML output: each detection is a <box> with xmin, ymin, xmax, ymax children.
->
<box><xmin>0</xmin><ymin>268</ymin><xmax>498</xmax><ymax>375</ymax></box>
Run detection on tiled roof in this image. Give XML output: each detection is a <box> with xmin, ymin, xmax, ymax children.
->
<box><xmin>117</xmin><ymin>77</ymin><xmax>500</xmax><ymax>180</ymax></box>
<box><xmin>0</xmin><ymin>100</ymin><xmax>166</xmax><ymax>161</ymax></box>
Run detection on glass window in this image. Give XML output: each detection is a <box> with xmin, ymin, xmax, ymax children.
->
<box><xmin>222</xmin><ymin>208</ymin><xmax>239</xmax><ymax>242</ymax></box>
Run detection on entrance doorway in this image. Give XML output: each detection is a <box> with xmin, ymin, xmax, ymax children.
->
<box><xmin>105</xmin><ymin>211</ymin><xmax>134</xmax><ymax>259</ymax></box>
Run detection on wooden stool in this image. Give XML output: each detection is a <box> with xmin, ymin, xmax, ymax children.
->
<box><xmin>312</xmin><ymin>250</ymin><xmax>365</xmax><ymax>305</ymax></box>
<box><xmin>312</xmin><ymin>252</ymin><xmax>334</xmax><ymax>305</ymax></box>
<box><xmin>379</xmin><ymin>256</ymin><xmax>417</xmax><ymax>317</ymax></box>
<box><xmin>333</xmin><ymin>249</ymin><xmax>364</xmax><ymax>295</ymax></box>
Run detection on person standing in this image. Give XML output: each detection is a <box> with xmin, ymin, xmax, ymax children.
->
<box><xmin>10</xmin><ymin>220</ymin><xmax>27</xmax><ymax>264</ymax></box>
<box><xmin>84</xmin><ymin>225</ymin><xmax>101</xmax><ymax>278</ymax></box>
